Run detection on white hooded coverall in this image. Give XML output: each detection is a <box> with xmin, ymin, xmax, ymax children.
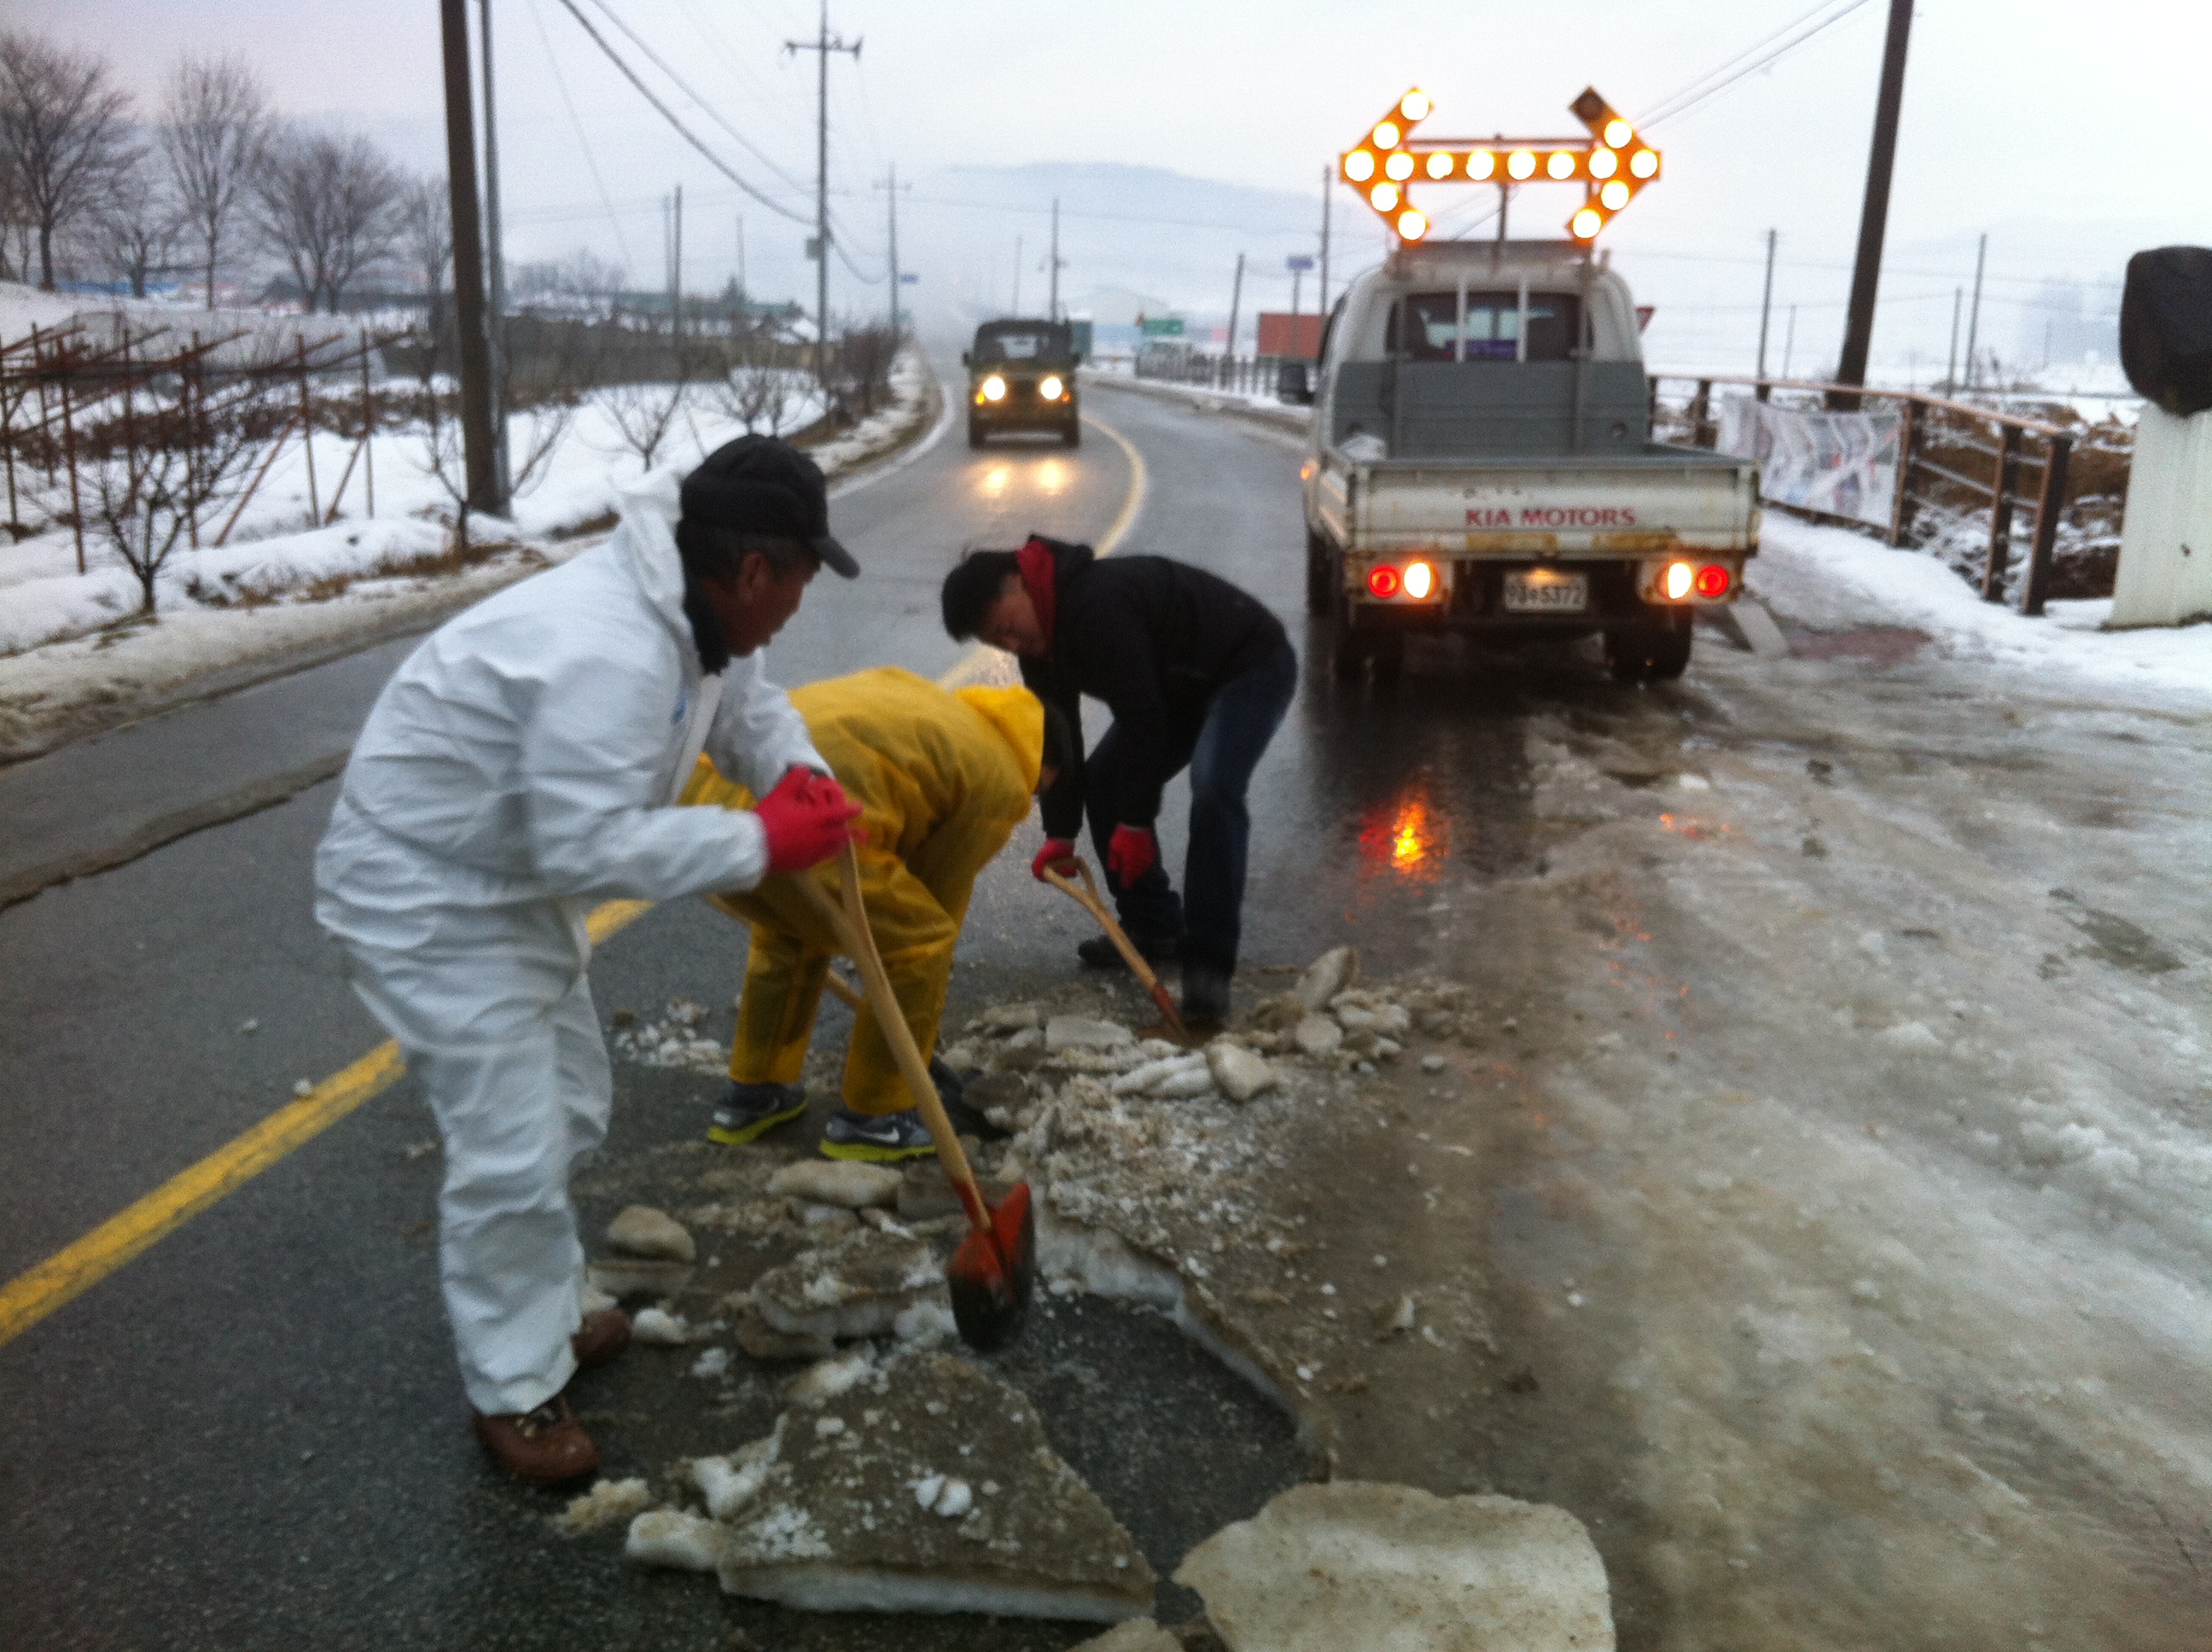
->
<box><xmin>314</xmin><ymin>469</ymin><xmax>824</xmax><ymax>1415</ymax></box>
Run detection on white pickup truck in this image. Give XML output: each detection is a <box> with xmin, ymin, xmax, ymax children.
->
<box><xmin>1291</xmin><ymin>239</ymin><xmax>1760</xmax><ymax>682</ymax></box>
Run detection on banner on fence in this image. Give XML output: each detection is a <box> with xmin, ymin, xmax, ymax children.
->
<box><xmin>1716</xmin><ymin>394</ymin><xmax>1901</xmax><ymax>529</ymax></box>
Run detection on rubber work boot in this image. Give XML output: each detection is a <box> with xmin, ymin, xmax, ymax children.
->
<box><xmin>929</xmin><ymin>1056</ymin><xmax>1010</xmax><ymax>1143</ymax></box>
<box><xmin>820</xmin><ymin>1106</ymin><xmax>937</xmax><ymax>1162</ymax></box>
<box><xmin>570</xmin><ymin>1307</ymin><xmax>631</xmax><ymax>1371</ymax></box>
<box><xmin>1076</xmin><ymin>932</ymin><xmax>1180</xmax><ymax>971</ymax></box>
<box><xmin>1181</xmin><ymin>961</ymin><xmax>1231</xmax><ymax>1035</ymax></box>
<box><xmin>708</xmin><ymin>1080</ymin><xmax>806</xmax><ymax>1145</ymax></box>
<box><xmin>472</xmin><ymin>1394</ymin><xmax>597</xmax><ymax>1486</ymax></box>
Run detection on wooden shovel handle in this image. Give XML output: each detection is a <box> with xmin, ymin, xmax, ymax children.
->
<box><xmin>783</xmin><ymin>846</ymin><xmax>988</xmax><ymax>1230</ymax></box>
<box><xmin>1041</xmin><ymin>858</ymin><xmax>1187</xmax><ymax>1039</ymax></box>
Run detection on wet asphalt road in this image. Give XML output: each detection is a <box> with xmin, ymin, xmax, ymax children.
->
<box><xmin>0</xmin><ymin>369</ymin><xmax>1650</xmax><ymax>1649</ymax></box>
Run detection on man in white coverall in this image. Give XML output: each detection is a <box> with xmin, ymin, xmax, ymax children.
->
<box><xmin>315</xmin><ymin>435</ymin><xmax>861</xmax><ymax>1486</ymax></box>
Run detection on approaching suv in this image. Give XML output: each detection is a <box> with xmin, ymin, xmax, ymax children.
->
<box><xmin>963</xmin><ymin>319</ymin><xmax>1081</xmax><ymax>448</ymax></box>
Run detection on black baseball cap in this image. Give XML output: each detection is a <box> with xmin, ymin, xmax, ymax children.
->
<box><xmin>679</xmin><ymin>435</ymin><xmax>859</xmax><ymax>579</ymax></box>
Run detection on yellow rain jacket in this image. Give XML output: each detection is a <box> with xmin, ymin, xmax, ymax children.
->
<box><xmin>680</xmin><ymin>667</ymin><xmax>1045</xmax><ymax>1114</ymax></box>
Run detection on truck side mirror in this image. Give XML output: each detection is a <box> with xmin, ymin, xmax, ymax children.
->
<box><xmin>960</xmin><ymin>352</ymin><xmax>971</xmax><ymax>367</ymax></box>
<box><xmin>1275</xmin><ymin>361</ymin><xmax>1315</xmax><ymax>405</ymax></box>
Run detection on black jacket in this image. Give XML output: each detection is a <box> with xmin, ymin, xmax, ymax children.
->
<box><xmin>1021</xmin><ymin>538</ymin><xmax>1286</xmax><ymax>836</ymax></box>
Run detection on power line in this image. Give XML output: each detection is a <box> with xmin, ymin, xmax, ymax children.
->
<box><xmin>1642</xmin><ymin>0</ymin><xmax>1877</xmax><ymax>130</ymax></box>
<box><xmin>524</xmin><ymin>0</ymin><xmax>635</xmax><ymax>267</ymax></box>
<box><xmin>550</xmin><ymin>0</ymin><xmax>809</xmax><ymax>224</ymax></box>
<box><xmin>581</xmin><ymin>0</ymin><xmax>810</xmax><ymax>197</ymax></box>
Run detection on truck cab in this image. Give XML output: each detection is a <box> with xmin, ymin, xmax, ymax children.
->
<box><xmin>1297</xmin><ymin>240</ymin><xmax>1760</xmax><ymax>682</ymax></box>
<box><xmin>963</xmin><ymin>319</ymin><xmax>1082</xmax><ymax>449</ymax></box>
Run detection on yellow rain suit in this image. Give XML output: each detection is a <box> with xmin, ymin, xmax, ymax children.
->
<box><xmin>680</xmin><ymin>667</ymin><xmax>1044</xmax><ymax>1115</ymax></box>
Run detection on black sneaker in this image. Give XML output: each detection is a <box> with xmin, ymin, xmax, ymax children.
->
<box><xmin>1076</xmin><ymin>932</ymin><xmax>1181</xmax><ymax>970</ymax></box>
<box><xmin>821</xmin><ymin>1106</ymin><xmax>938</xmax><ymax>1163</ymax></box>
<box><xmin>1181</xmin><ymin>962</ymin><xmax>1231</xmax><ymax>1030</ymax></box>
<box><xmin>707</xmin><ymin>1080</ymin><xmax>806</xmax><ymax>1146</ymax></box>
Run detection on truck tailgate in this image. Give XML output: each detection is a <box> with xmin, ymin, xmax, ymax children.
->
<box><xmin>1330</xmin><ymin>452</ymin><xmax>1760</xmax><ymax>556</ymax></box>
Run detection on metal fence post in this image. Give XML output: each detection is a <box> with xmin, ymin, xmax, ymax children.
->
<box><xmin>58</xmin><ymin>363</ymin><xmax>84</xmax><ymax>573</ymax></box>
<box><xmin>1981</xmin><ymin>423</ymin><xmax>2023</xmax><ymax>602</ymax></box>
<box><xmin>2022</xmin><ymin>432</ymin><xmax>2070</xmax><ymax>616</ymax></box>
<box><xmin>1691</xmin><ymin>379</ymin><xmax>1714</xmax><ymax>449</ymax></box>
<box><xmin>296</xmin><ymin>336</ymin><xmax>320</xmax><ymax>524</ymax></box>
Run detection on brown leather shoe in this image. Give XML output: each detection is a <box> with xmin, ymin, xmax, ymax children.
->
<box><xmin>471</xmin><ymin>1395</ymin><xmax>598</xmax><ymax>1486</ymax></box>
<box><xmin>571</xmin><ymin>1307</ymin><xmax>631</xmax><ymax>1371</ymax></box>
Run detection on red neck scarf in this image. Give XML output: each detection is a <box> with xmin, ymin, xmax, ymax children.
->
<box><xmin>1016</xmin><ymin>535</ymin><xmax>1057</xmax><ymax>653</ymax></box>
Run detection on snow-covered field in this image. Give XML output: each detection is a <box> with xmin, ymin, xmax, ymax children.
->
<box><xmin>0</xmin><ymin>350</ymin><xmax>937</xmax><ymax>759</ymax></box>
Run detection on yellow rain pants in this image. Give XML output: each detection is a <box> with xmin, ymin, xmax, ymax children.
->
<box><xmin>681</xmin><ymin>667</ymin><xmax>1044</xmax><ymax>1115</ymax></box>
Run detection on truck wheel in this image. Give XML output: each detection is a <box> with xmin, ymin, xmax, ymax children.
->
<box><xmin>1304</xmin><ymin>530</ymin><xmax>1332</xmax><ymax>616</ymax></box>
<box><xmin>968</xmin><ymin>419</ymin><xmax>987</xmax><ymax>449</ymax></box>
<box><xmin>1367</xmin><ymin>630</ymin><xmax>1405</xmax><ymax>683</ymax></box>
<box><xmin>1062</xmin><ymin>419</ymin><xmax>1081</xmax><ymax>448</ymax></box>
<box><xmin>1323</xmin><ymin>581</ymin><xmax>1365</xmax><ymax>682</ymax></box>
<box><xmin>1604</xmin><ymin>614</ymin><xmax>1694</xmax><ymax>683</ymax></box>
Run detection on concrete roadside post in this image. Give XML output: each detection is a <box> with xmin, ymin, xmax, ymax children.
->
<box><xmin>2110</xmin><ymin>245</ymin><xmax>2212</xmax><ymax>628</ymax></box>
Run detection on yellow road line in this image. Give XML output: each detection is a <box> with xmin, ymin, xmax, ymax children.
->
<box><xmin>0</xmin><ymin>404</ymin><xmax>1152</xmax><ymax>1350</ymax></box>
<box><xmin>0</xmin><ymin>897</ymin><xmax>658</xmax><ymax>1349</ymax></box>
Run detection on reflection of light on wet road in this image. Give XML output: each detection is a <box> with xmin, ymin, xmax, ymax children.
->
<box><xmin>978</xmin><ymin>464</ymin><xmax>1013</xmax><ymax>497</ymax></box>
<box><xmin>1036</xmin><ymin>459</ymin><xmax>1068</xmax><ymax>495</ymax></box>
<box><xmin>1358</xmin><ymin>783</ymin><xmax>1450</xmax><ymax>881</ymax></box>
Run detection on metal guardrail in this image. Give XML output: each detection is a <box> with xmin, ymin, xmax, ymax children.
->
<box><xmin>1132</xmin><ymin>350</ymin><xmax>1303</xmax><ymax>397</ymax></box>
<box><xmin>1648</xmin><ymin>372</ymin><xmax>2097</xmax><ymax>617</ymax></box>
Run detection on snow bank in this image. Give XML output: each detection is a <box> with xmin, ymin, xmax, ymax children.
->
<box><xmin>1748</xmin><ymin>513</ymin><xmax>2211</xmax><ymax>704</ymax></box>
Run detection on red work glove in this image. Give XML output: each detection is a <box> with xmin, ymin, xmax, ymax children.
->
<box><xmin>755</xmin><ymin>767</ymin><xmax>862</xmax><ymax>873</ymax></box>
<box><xmin>1030</xmin><ymin>837</ymin><xmax>1078</xmax><ymax>881</ymax></box>
<box><xmin>1107</xmin><ymin>824</ymin><xmax>1157</xmax><ymax>884</ymax></box>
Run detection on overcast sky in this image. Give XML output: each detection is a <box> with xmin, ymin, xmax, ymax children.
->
<box><xmin>16</xmin><ymin>0</ymin><xmax>2210</xmax><ymax>371</ymax></box>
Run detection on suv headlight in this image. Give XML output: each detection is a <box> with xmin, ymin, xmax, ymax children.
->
<box><xmin>1039</xmin><ymin>375</ymin><xmax>1064</xmax><ymax>401</ymax></box>
<box><xmin>982</xmin><ymin>375</ymin><xmax>1007</xmax><ymax>401</ymax></box>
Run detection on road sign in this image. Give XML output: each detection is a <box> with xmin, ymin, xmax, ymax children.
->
<box><xmin>1286</xmin><ymin>255</ymin><xmax>1315</xmax><ymax>273</ymax></box>
<box><xmin>1338</xmin><ymin>85</ymin><xmax>1662</xmax><ymax>246</ymax></box>
<box><xmin>1141</xmin><ymin>317</ymin><xmax>1185</xmax><ymax>338</ymax></box>
<box><xmin>899</xmin><ymin>272</ymin><xmax>919</xmax><ymax>285</ymax></box>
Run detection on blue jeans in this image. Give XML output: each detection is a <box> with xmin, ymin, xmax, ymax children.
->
<box><xmin>1084</xmin><ymin>636</ymin><xmax>1297</xmax><ymax>974</ymax></box>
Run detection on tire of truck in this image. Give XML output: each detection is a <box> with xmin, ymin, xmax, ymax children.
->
<box><xmin>1366</xmin><ymin>625</ymin><xmax>1405</xmax><ymax>683</ymax></box>
<box><xmin>1604</xmin><ymin>612</ymin><xmax>1694</xmax><ymax>683</ymax></box>
<box><xmin>1305</xmin><ymin>528</ymin><xmax>1333</xmax><ymax>616</ymax></box>
<box><xmin>968</xmin><ymin>418</ymin><xmax>987</xmax><ymax>449</ymax></box>
<box><xmin>1062</xmin><ymin>418</ymin><xmax>1081</xmax><ymax>448</ymax></box>
<box><xmin>1323</xmin><ymin>567</ymin><xmax>1365</xmax><ymax>682</ymax></box>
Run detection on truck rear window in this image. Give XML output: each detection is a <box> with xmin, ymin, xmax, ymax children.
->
<box><xmin>1385</xmin><ymin>292</ymin><xmax>1581</xmax><ymax>363</ymax></box>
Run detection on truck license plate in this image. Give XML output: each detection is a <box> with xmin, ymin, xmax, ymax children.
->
<box><xmin>1503</xmin><ymin>570</ymin><xmax>1588</xmax><ymax>614</ymax></box>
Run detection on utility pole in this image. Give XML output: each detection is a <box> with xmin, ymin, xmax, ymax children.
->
<box><xmin>1318</xmin><ymin>164</ymin><xmax>1332</xmax><ymax>316</ymax></box>
<box><xmin>438</xmin><ymin>0</ymin><xmax>499</xmax><ymax>515</ymax></box>
<box><xmin>784</xmin><ymin>3</ymin><xmax>861</xmax><ymax>383</ymax></box>
<box><xmin>1048</xmin><ymin>196</ymin><xmax>1062</xmax><ymax>322</ymax></box>
<box><xmin>1831</xmin><ymin>0</ymin><xmax>1914</xmax><ymax>408</ymax></box>
<box><xmin>1964</xmin><ymin>233</ymin><xmax>1988</xmax><ymax>390</ymax></box>
<box><xmin>1012</xmin><ymin>235</ymin><xmax>1022</xmax><ymax>314</ymax></box>
<box><xmin>1223</xmin><ymin>251</ymin><xmax>1245</xmax><ymax>388</ymax></box>
<box><xmin>735</xmin><ymin>215</ymin><xmax>746</xmax><ymax>302</ymax></box>
<box><xmin>1945</xmin><ymin>287</ymin><xmax>1961</xmax><ymax>391</ymax></box>
<box><xmin>1755</xmin><ymin>228</ymin><xmax>1777</xmax><ymax>390</ymax></box>
<box><xmin>875</xmin><ymin>164</ymin><xmax>908</xmax><ymax>334</ymax></box>
<box><xmin>670</xmin><ymin>183</ymin><xmax>684</xmax><ymax>347</ymax></box>
<box><xmin>478</xmin><ymin>0</ymin><xmax>510</xmax><ymax>502</ymax></box>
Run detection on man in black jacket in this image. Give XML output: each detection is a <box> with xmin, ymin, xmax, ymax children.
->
<box><xmin>940</xmin><ymin>535</ymin><xmax>1297</xmax><ymax>1027</ymax></box>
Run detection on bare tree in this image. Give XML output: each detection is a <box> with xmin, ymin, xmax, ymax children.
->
<box><xmin>602</xmin><ymin>373</ymin><xmax>690</xmax><ymax>470</ymax></box>
<box><xmin>833</xmin><ymin>321</ymin><xmax>901</xmax><ymax>419</ymax></box>
<box><xmin>252</xmin><ymin>128</ymin><xmax>405</xmax><ymax>314</ymax></box>
<box><xmin>397</xmin><ymin>173</ymin><xmax>452</xmax><ymax>350</ymax></box>
<box><xmin>85</xmin><ymin>336</ymin><xmax>283</xmax><ymax>614</ymax></box>
<box><xmin>0</xmin><ymin>32</ymin><xmax>137</xmax><ymax>290</ymax></box>
<box><xmin>718</xmin><ymin>333</ymin><xmax>795</xmax><ymax>435</ymax></box>
<box><xmin>158</xmin><ymin>55</ymin><xmax>269</xmax><ymax>309</ymax></box>
<box><xmin>88</xmin><ymin>145</ymin><xmax>181</xmax><ymax>298</ymax></box>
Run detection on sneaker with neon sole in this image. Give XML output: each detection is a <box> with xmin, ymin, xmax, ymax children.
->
<box><xmin>707</xmin><ymin>1080</ymin><xmax>806</xmax><ymax>1146</ymax></box>
<box><xmin>820</xmin><ymin>1106</ymin><xmax>937</xmax><ymax>1162</ymax></box>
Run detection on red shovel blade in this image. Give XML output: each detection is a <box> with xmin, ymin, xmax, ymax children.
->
<box><xmin>947</xmin><ymin>1181</ymin><xmax>1035</xmax><ymax>1352</ymax></box>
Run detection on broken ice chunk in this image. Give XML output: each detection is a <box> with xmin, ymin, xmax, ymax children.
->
<box><xmin>690</xmin><ymin>1347</ymin><xmax>732</xmax><ymax>1381</ymax></box>
<box><xmin>1045</xmin><ymin>1015</ymin><xmax>1135</xmax><ymax>1054</ymax></box>
<box><xmin>1294</xmin><ymin>1015</ymin><xmax>1343</xmax><ymax>1056</ymax></box>
<box><xmin>626</xmin><ymin>1508</ymin><xmax>729</xmax><ymax>1572</ymax></box>
<box><xmin>606</xmin><ymin>1205</ymin><xmax>696</xmax><ymax>1262</ymax></box>
<box><xmin>934</xmin><ymin>1478</ymin><xmax>974</xmax><ymax>1519</ymax></box>
<box><xmin>768</xmin><ymin>1160</ymin><xmax>904</xmax><ymax>1210</ymax></box>
<box><xmin>558</xmin><ymin>1477</ymin><xmax>654</xmax><ymax>1535</ymax></box>
<box><xmin>632</xmin><ymin>1306</ymin><xmax>691</xmax><ymax>1345</ymax></box>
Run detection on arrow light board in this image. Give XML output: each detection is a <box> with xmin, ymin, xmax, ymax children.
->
<box><xmin>1341</xmin><ymin>86</ymin><xmax>1662</xmax><ymax>245</ymax></box>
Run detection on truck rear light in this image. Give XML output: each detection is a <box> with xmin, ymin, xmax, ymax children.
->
<box><xmin>1663</xmin><ymin>561</ymin><xmax>1694</xmax><ymax>601</ymax></box>
<box><xmin>1403</xmin><ymin>560</ymin><xmax>1435</xmax><ymax>600</ymax></box>
<box><xmin>1694</xmin><ymin>564</ymin><xmax>1731</xmax><ymax>598</ymax></box>
<box><xmin>1368</xmin><ymin>566</ymin><xmax>1401</xmax><ymax>598</ymax></box>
